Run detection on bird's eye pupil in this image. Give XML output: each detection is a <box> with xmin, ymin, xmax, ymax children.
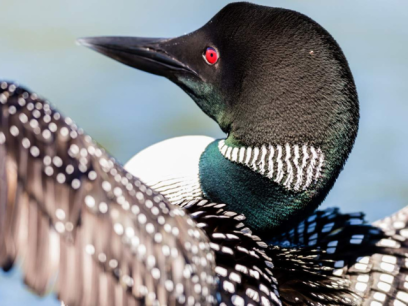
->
<box><xmin>204</xmin><ymin>47</ymin><xmax>218</xmax><ymax>65</ymax></box>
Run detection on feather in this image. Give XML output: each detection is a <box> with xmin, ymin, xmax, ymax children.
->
<box><xmin>273</xmin><ymin>207</ymin><xmax>408</xmax><ymax>305</ymax></box>
<box><xmin>0</xmin><ymin>81</ymin><xmax>216</xmax><ymax>306</ymax></box>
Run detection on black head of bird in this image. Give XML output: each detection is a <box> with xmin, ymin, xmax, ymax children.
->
<box><xmin>78</xmin><ymin>2</ymin><xmax>359</xmax><ymax>236</ymax></box>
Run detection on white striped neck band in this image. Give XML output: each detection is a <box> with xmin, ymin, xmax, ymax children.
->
<box><xmin>218</xmin><ymin>140</ymin><xmax>325</xmax><ymax>191</ymax></box>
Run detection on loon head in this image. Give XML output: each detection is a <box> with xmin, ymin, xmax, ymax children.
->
<box><xmin>78</xmin><ymin>2</ymin><xmax>359</xmax><ymax>235</ymax></box>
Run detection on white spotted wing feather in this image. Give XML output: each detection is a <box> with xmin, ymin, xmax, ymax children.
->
<box><xmin>0</xmin><ymin>82</ymin><xmax>215</xmax><ymax>306</ymax></box>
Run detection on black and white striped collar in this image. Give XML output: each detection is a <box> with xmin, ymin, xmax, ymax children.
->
<box><xmin>218</xmin><ymin>140</ymin><xmax>325</xmax><ymax>191</ymax></box>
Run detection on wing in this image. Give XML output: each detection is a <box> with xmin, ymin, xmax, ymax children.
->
<box><xmin>272</xmin><ymin>207</ymin><xmax>408</xmax><ymax>306</ymax></box>
<box><xmin>181</xmin><ymin>199</ymin><xmax>282</xmax><ymax>306</ymax></box>
<box><xmin>267</xmin><ymin>246</ymin><xmax>360</xmax><ymax>306</ymax></box>
<box><xmin>0</xmin><ymin>81</ymin><xmax>215</xmax><ymax>306</ymax></box>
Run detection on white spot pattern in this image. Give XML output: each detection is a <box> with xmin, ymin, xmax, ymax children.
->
<box><xmin>0</xmin><ymin>82</ymin><xmax>216</xmax><ymax>306</ymax></box>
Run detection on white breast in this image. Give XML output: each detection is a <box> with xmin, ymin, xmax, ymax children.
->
<box><xmin>125</xmin><ymin>135</ymin><xmax>214</xmax><ymax>205</ymax></box>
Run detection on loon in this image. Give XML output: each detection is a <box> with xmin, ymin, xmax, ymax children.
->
<box><xmin>78</xmin><ymin>2</ymin><xmax>358</xmax><ymax>237</ymax></box>
<box><xmin>2</xmin><ymin>3</ymin><xmax>408</xmax><ymax>306</ymax></box>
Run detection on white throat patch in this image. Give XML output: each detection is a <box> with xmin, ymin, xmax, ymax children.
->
<box><xmin>218</xmin><ymin>140</ymin><xmax>325</xmax><ymax>191</ymax></box>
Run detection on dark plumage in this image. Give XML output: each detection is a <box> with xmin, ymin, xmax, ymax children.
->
<box><xmin>0</xmin><ymin>82</ymin><xmax>215</xmax><ymax>305</ymax></box>
<box><xmin>79</xmin><ymin>2</ymin><xmax>359</xmax><ymax>234</ymax></box>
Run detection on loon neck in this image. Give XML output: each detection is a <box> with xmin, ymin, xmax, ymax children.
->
<box><xmin>199</xmin><ymin>133</ymin><xmax>352</xmax><ymax>235</ymax></box>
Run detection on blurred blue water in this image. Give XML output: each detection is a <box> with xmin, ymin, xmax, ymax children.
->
<box><xmin>0</xmin><ymin>0</ymin><xmax>407</xmax><ymax>304</ymax></box>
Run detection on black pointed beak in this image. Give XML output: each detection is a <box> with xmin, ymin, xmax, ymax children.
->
<box><xmin>77</xmin><ymin>36</ymin><xmax>198</xmax><ymax>78</ymax></box>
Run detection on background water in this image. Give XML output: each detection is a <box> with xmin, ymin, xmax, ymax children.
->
<box><xmin>0</xmin><ymin>0</ymin><xmax>407</xmax><ymax>304</ymax></box>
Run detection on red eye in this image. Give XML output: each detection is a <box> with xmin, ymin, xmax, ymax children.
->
<box><xmin>204</xmin><ymin>47</ymin><xmax>218</xmax><ymax>65</ymax></box>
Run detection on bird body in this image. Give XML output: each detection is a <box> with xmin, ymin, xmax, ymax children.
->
<box><xmin>2</xmin><ymin>2</ymin><xmax>408</xmax><ymax>306</ymax></box>
<box><xmin>126</xmin><ymin>136</ymin><xmax>328</xmax><ymax>235</ymax></box>
<box><xmin>124</xmin><ymin>135</ymin><xmax>214</xmax><ymax>204</ymax></box>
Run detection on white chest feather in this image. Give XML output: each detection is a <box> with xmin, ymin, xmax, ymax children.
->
<box><xmin>218</xmin><ymin>140</ymin><xmax>325</xmax><ymax>191</ymax></box>
<box><xmin>125</xmin><ymin>136</ymin><xmax>214</xmax><ymax>205</ymax></box>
